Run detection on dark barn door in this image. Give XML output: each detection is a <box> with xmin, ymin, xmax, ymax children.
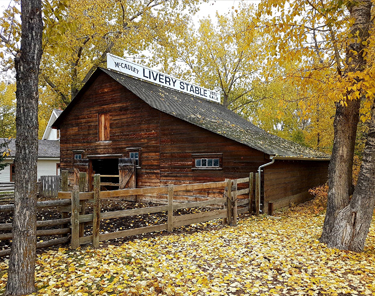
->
<box><xmin>91</xmin><ymin>158</ymin><xmax>119</xmax><ymax>190</ymax></box>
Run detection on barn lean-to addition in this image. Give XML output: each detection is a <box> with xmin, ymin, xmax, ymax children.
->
<box><xmin>52</xmin><ymin>67</ymin><xmax>329</xmax><ymax>212</ymax></box>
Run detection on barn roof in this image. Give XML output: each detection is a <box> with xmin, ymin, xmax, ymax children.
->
<box><xmin>54</xmin><ymin>68</ymin><xmax>329</xmax><ymax>160</ymax></box>
<box><xmin>0</xmin><ymin>138</ymin><xmax>60</xmax><ymax>158</ymax></box>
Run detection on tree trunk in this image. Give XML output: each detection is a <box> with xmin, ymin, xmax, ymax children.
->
<box><xmin>320</xmin><ymin>0</ymin><xmax>372</xmax><ymax>248</ymax></box>
<box><xmin>327</xmin><ymin>100</ymin><xmax>375</xmax><ymax>252</ymax></box>
<box><xmin>320</xmin><ymin>99</ymin><xmax>360</xmax><ymax>243</ymax></box>
<box><xmin>5</xmin><ymin>0</ymin><xmax>43</xmax><ymax>295</ymax></box>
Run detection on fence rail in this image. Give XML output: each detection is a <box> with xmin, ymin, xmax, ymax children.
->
<box><xmin>0</xmin><ymin>172</ymin><xmax>261</xmax><ymax>256</ymax></box>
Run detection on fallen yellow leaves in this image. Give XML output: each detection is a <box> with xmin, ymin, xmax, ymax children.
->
<box><xmin>0</xmin><ymin>212</ymin><xmax>375</xmax><ymax>295</ymax></box>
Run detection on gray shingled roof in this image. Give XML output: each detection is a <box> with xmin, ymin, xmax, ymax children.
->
<box><xmin>99</xmin><ymin>68</ymin><xmax>329</xmax><ymax>159</ymax></box>
<box><xmin>0</xmin><ymin>138</ymin><xmax>60</xmax><ymax>158</ymax></box>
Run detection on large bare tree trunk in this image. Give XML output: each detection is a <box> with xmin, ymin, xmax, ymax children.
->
<box><xmin>5</xmin><ymin>0</ymin><xmax>43</xmax><ymax>295</ymax></box>
<box><xmin>320</xmin><ymin>0</ymin><xmax>372</xmax><ymax>250</ymax></box>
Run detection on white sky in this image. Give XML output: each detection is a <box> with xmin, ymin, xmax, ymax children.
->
<box><xmin>197</xmin><ymin>0</ymin><xmax>260</xmax><ymax>18</ymax></box>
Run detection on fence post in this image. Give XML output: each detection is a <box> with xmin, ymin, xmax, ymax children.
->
<box><xmin>232</xmin><ymin>179</ymin><xmax>238</xmax><ymax>226</ymax></box>
<box><xmin>167</xmin><ymin>185</ymin><xmax>174</xmax><ymax>232</ymax></box>
<box><xmin>79</xmin><ymin>172</ymin><xmax>86</xmax><ymax>192</ymax></box>
<box><xmin>79</xmin><ymin>172</ymin><xmax>87</xmax><ymax>237</ymax></box>
<box><xmin>249</xmin><ymin>172</ymin><xmax>254</xmax><ymax>214</ymax></box>
<box><xmin>93</xmin><ymin>174</ymin><xmax>101</xmax><ymax>248</ymax></box>
<box><xmin>226</xmin><ymin>179</ymin><xmax>232</xmax><ymax>225</ymax></box>
<box><xmin>61</xmin><ymin>170</ymin><xmax>69</xmax><ymax>191</ymax></box>
<box><xmin>255</xmin><ymin>173</ymin><xmax>260</xmax><ymax>215</ymax></box>
<box><xmin>71</xmin><ymin>186</ymin><xmax>80</xmax><ymax>249</ymax></box>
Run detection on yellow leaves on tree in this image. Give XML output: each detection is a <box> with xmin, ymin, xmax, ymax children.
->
<box><xmin>0</xmin><ymin>82</ymin><xmax>16</xmax><ymax>138</ymax></box>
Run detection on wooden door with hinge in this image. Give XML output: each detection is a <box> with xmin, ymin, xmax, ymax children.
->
<box><xmin>118</xmin><ymin>158</ymin><xmax>136</xmax><ymax>189</ymax></box>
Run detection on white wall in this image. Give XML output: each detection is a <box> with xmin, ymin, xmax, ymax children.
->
<box><xmin>0</xmin><ymin>159</ymin><xmax>59</xmax><ymax>183</ymax></box>
<box><xmin>37</xmin><ymin>159</ymin><xmax>59</xmax><ymax>179</ymax></box>
<box><xmin>0</xmin><ymin>160</ymin><xmax>12</xmax><ymax>182</ymax></box>
<box><xmin>46</xmin><ymin>129</ymin><xmax>59</xmax><ymax>140</ymax></box>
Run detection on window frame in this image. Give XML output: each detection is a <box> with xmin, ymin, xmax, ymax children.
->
<box><xmin>126</xmin><ymin>147</ymin><xmax>141</xmax><ymax>168</ymax></box>
<box><xmin>192</xmin><ymin>153</ymin><xmax>223</xmax><ymax>170</ymax></box>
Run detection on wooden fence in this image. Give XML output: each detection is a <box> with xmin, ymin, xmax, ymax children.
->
<box><xmin>58</xmin><ymin>172</ymin><xmax>260</xmax><ymax>249</ymax></box>
<box><xmin>0</xmin><ymin>199</ymin><xmax>71</xmax><ymax>257</ymax></box>
<box><xmin>0</xmin><ymin>182</ymin><xmax>14</xmax><ymax>202</ymax></box>
<box><xmin>0</xmin><ymin>176</ymin><xmax>61</xmax><ymax>202</ymax></box>
<box><xmin>0</xmin><ymin>172</ymin><xmax>261</xmax><ymax>255</ymax></box>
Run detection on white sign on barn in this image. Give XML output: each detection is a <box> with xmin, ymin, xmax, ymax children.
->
<box><xmin>107</xmin><ymin>53</ymin><xmax>220</xmax><ymax>103</ymax></box>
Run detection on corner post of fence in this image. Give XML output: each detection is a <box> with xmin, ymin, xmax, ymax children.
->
<box><xmin>249</xmin><ymin>172</ymin><xmax>254</xmax><ymax>214</ymax></box>
<box><xmin>167</xmin><ymin>185</ymin><xmax>174</xmax><ymax>232</ymax></box>
<box><xmin>79</xmin><ymin>172</ymin><xmax>87</xmax><ymax>237</ymax></box>
<box><xmin>255</xmin><ymin>173</ymin><xmax>260</xmax><ymax>215</ymax></box>
<box><xmin>93</xmin><ymin>174</ymin><xmax>101</xmax><ymax>248</ymax></box>
<box><xmin>61</xmin><ymin>170</ymin><xmax>69</xmax><ymax>191</ymax></box>
<box><xmin>71</xmin><ymin>186</ymin><xmax>80</xmax><ymax>249</ymax></box>
<box><xmin>225</xmin><ymin>179</ymin><xmax>232</xmax><ymax>225</ymax></box>
<box><xmin>232</xmin><ymin>179</ymin><xmax>238</xmax><ymax>226</ymax></box>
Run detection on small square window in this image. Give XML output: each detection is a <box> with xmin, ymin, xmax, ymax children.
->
<box><xmin>195</xmin><ymin>159</ymin><xmax>201</xmax><ymax>167</ymax></box>
<box><xmin>74</xmin><ymin>154</ymin><xmax>82</xmax><ymax>160</ymax></box>
<box><xmin>213</xmin><ymin>159</ymin><xmax>219</xmax><ymax>167</ymax></box>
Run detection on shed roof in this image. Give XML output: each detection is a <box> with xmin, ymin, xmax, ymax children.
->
<box><xmin>0</xmin><ymin>138</ymin><xmax>60</xmax><ymax>158</ymax></box>
<box><xmin>54</xmin><ymin>68</ymin><xmax>329</xmax><ymax>160</ymax></box>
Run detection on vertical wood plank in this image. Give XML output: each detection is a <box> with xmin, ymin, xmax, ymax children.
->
<box><xmin>71</xmin><ymin>186</ymin><xmax>80</xmax><ymax>249</ymax></box>
<box><xmin>167</xmin><ymin>185</ymin><xmax>174</xmax><ymax>232</ymax></box>
<box><xmin>249</xmin><ymin>172</ymin><xmax>254</xmax><ymax>214</ymax></box>
<box><xmin>61</xmin><ymin>170</ymin><xmax>69</xmax><ymax>191</ymax></box>
<box><xmin>255</xmin><ymin>173</ymin><xmax>260</xmax><ymax>215</ymax></box>
<box><xmin>79</xmin><ymin>172</ymin><xmax>86</xmax><ymax>192</ymax></box>
<box><xmin>93</xmin><ymin>174</ymin><xmax>100</xmax><ymax>248</ymax></box>
<box><xmin>226</xmin><ymin>179</ymin><xmax>232</xmax><ymax>225</ymax></box>
<box><xmin>79</xmin><ymin>172</ymin><xmax>87</xmax><ymax>237</ymax></box>
<box><xmin>232</xmin><ymin>179</ymin><xmax>238</xmax><ymax>226</ymax></box>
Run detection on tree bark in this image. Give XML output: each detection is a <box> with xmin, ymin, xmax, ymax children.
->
<box><xmin>327</xmin><ymin>100</ymin><xmax>375</xmax><ymax>251</ymax></box>
<box><xmin>5</xmin><ymin>0</ymin><xmax>43</xmax><ymax>295</ymax></box>
<box><xmin>320</xmin><ymin>0</ymin><xmax>372</xmax><ymax>249</ymax></box>
<box><xmin>320</xmin><ymin>99</ymin><xmax>360</xmax><ymax>243</ymax></box>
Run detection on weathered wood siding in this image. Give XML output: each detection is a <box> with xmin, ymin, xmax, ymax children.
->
<box><xmin>263</xmin><ymin>160</ymin><xmax>328</xmax><ymax>209</ymax></box>
<box><xmin>159</xmin><ymin>112</ymin><xmax>266</xmax><ymax>182</ymax></box>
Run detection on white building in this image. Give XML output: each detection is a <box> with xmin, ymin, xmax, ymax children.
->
<box><xmin>0</xmin><ymin>139</ymin><xmax>60</xmax><ymax>182</ymax></box>
<box><xmin>0</xmin><ymin>109</ymin><xmax>61</xmax><ymax>182</ymax></box>
<box><xmin>42</xmin><ymin>109</ymin><xmax>63</xmax><ymax>140</ymax></box>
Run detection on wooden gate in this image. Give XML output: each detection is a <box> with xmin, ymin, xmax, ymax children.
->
<box><xmin>40</xmin><ymin>175</ymin><xmax>61</xmax><ymax>198</ymax></box>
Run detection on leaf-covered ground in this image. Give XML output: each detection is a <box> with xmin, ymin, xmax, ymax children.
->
<box><xmin>1</xmin><ymin>208</ymin><xmax>375</xmax><ymax>295</ymax></box>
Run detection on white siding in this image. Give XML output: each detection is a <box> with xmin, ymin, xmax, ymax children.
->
<box><xmin>0</xmin><ymin>160</ymin><xmax>12</xmax><ymax>182</ymax></box>
<box><xmin>37</xmin><ymin>159</ymin><xmax>59</xmax><ymax>179</ymax></box>
<box><xmin>46</xmin><ymin>129</ymin><xmax>59</xmax><ymax>140</ymax></box>
<box><xmin>0</xmin><ymin>159</ymin><xmax>59</xmax><ymax>183</ymax></box>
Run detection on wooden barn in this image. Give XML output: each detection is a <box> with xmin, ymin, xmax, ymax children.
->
<box><xmin>52</xmin><ymin>67</ymin><xmax>329</xmax><ymax>212</ymax></box>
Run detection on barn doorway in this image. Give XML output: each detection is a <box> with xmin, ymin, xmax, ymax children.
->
<box><xmin>90</xmin><ymin>158</ymin><xmax>119</xmax><ymax>190</ymax></box>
